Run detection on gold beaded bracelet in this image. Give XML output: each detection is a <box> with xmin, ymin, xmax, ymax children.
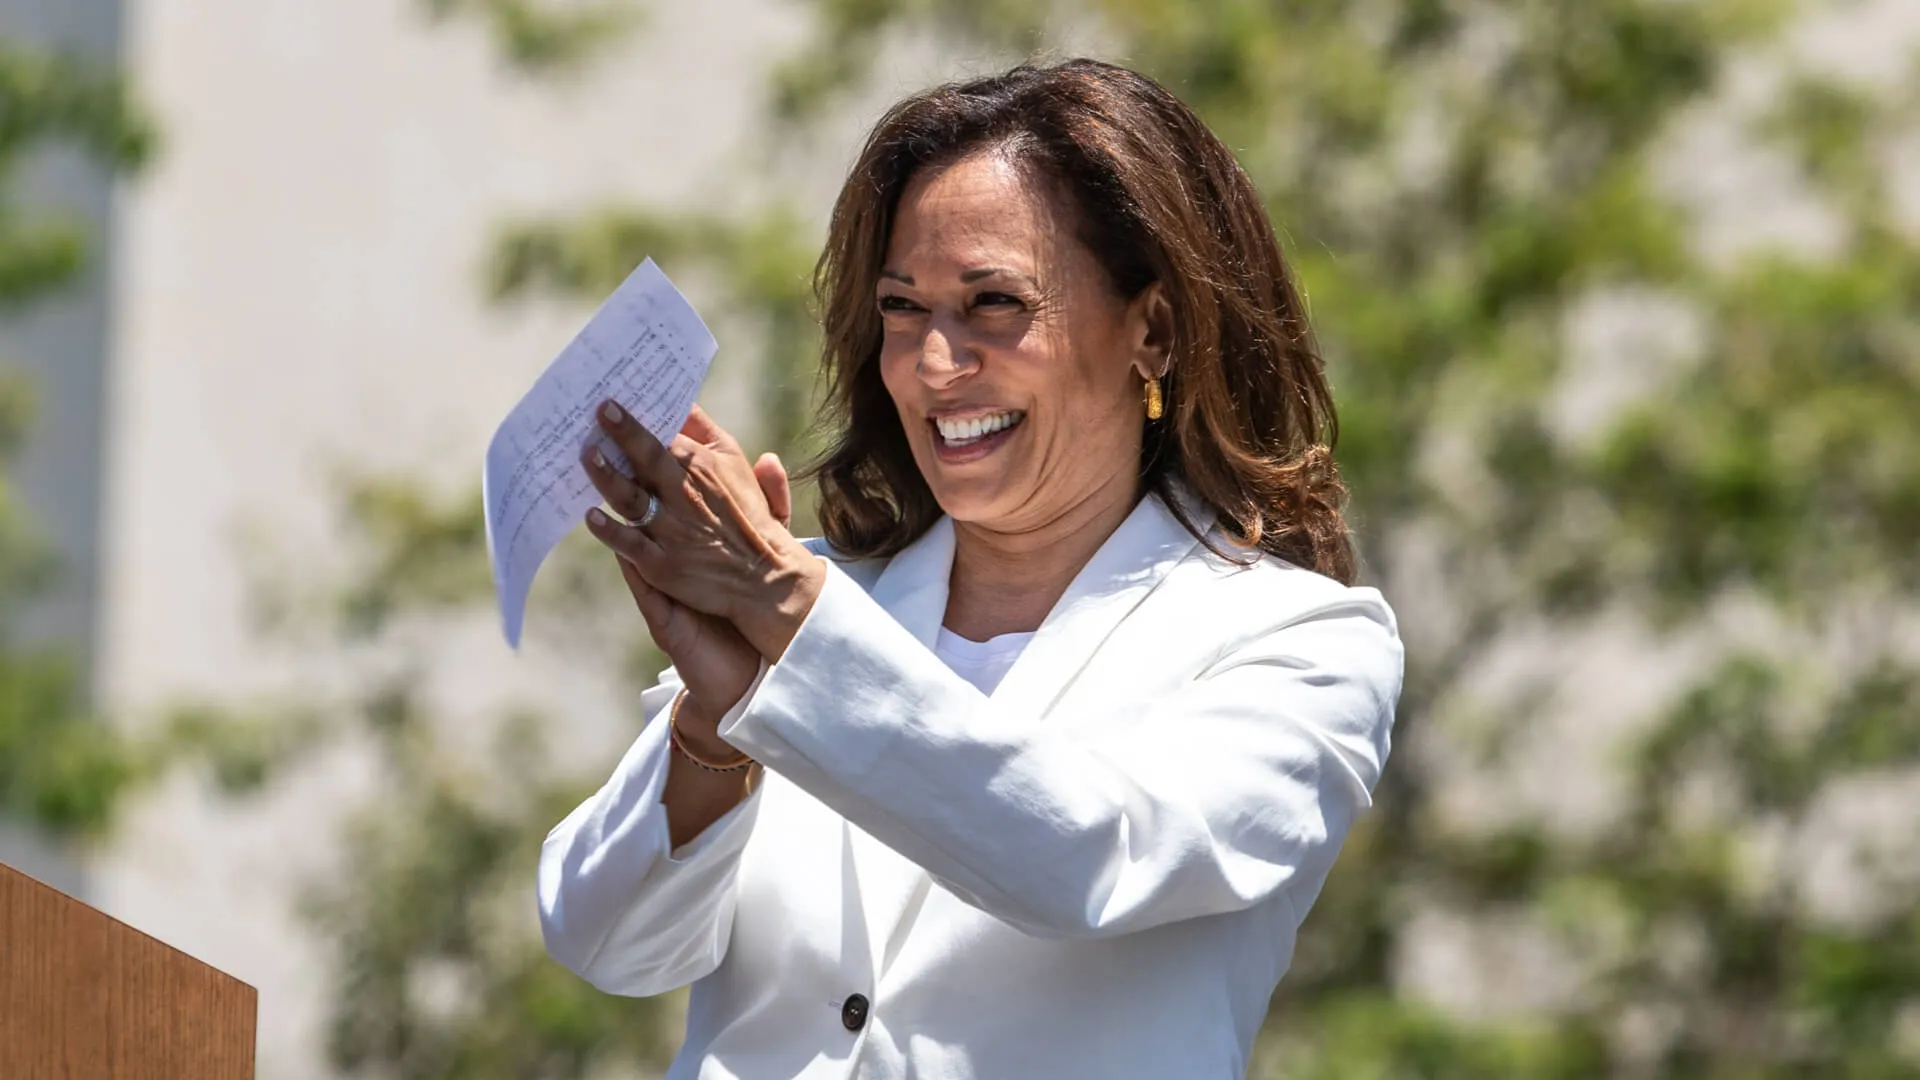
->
<box><xmin>668</xmin><ymin>692</ymin><xmax>755</xmax><ymax>773</ymax></box>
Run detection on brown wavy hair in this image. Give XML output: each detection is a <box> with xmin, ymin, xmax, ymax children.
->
<box><xmin>804</xmin><ymin>58</ymin><xmax>1355</xmax><ymax>584</ymax></box>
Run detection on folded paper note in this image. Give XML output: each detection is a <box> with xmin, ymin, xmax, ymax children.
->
<box><xmin>482</xmin><ymin>258</ymin><xmax>717</xmax><ymax>647</ymax></box>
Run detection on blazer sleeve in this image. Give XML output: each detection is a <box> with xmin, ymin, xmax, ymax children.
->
<box><xmin>537</xmin><ymin>670</ymin><xmax>766</xmax><ymax>995</ymax></box>
<box><xmin>718</xmin><ymin>561</ymin><xmax>1402</xmax><ymax>941</ymax></box>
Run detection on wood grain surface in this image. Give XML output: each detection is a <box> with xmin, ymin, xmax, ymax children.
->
<box><xmin>1</xmin><ymin>859</ymin><xmax>256</xmax><ymax>1080</ymax></box>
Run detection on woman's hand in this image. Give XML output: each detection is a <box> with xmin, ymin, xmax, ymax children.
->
<box><xmin>581</xmin><ymin>400</ymin><xmax>826</xmax><ymax>665</ymax></box>
<box><xmin>611</xmin><ymin>555</ymin><xmax>759</xmax><ymax>741</ymax></box>
<box><xmin>584</xmin><ymin>428</ymin><xmax>792</xmax><ymax>748</ymax></box>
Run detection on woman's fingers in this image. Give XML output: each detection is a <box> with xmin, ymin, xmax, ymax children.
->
<box><xmin>616</xmin><ymin>555</ymin><xmax>677</xmax><ymax>638</ymax></box>
<box><xmin>754</xmin><ymin>452</ymin><xmax>791</xmax><ymax>528</ymax></box>
<box><xmin>595</xmin><ymin>400</ymin><xmax>686</xmax><ymax>501</ymax></box>
<box><xmin>589</xmin><ymin>398</ymin><xmax>807</xmax><ymax>637</ymax></box>
<box><xmin>585</xmin><ymin>505</ymin><xmax>667</xmax><ymax>577</ymax></box>
<box><xmin>580</xmin><ymin>442</ymin><xmax>650</xmax><ymax>521</ymax></box>
<box><xmin>680</xmin><ymin>403</ymin><xmax>743</xmax><ymax>455</ymax></box>
<box><xmin>661</xmin><ymin>431</ymin><xmax>773</xmax><ymax>544</ymax></box>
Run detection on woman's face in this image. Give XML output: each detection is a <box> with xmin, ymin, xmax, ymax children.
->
<box><xmin>877</xmin><ymin>151</ymin><xmax>1167</xmax><ymax>535</ymax></box>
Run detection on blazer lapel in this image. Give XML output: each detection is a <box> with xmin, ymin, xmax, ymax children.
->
<box><xmin>862</xmin><ymin>517</ymin><xmax>955</xmax><ymax>647</ymax></box>
<box><xmin>847</xmin><ymin>519</ymin><xmax>954</xmax><ymax>981</ymax></box>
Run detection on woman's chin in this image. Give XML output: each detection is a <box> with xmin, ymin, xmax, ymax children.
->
<box><xmin>929</xmin><ymin>479</ymin><xmax>1003</xmax><ymax>518</ymax></box>
<box><xmin>925</xmin><ymin>468</ymin><xmax>1026</xmax><ymax>525</ymax></box>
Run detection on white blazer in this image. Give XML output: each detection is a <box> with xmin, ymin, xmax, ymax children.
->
<box><xmin>538</xmin><ymin>492</ymin><xmax>1403</xmax><ymax>1079</ymax></box>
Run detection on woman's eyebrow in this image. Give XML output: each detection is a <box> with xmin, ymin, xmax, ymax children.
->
<box><xmin>878</xmin><ymin>267</ymin><xmax>1032</xmax><ymax>286</ymax></box>
<box><xmin>965</xmin><ymin>268</ymin><xmax>1047</xmax><ymax>292</ymax></box>
<box><xmin>960</xmin><ymin>267</ymin><xmax>1018</xmax><ymax>283</ymax></box>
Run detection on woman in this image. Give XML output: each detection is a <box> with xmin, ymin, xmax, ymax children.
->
<box><xmin>540</xmin><ymin>59</ymin><xmax>1402</xmax><ymax>1079</ymax></box>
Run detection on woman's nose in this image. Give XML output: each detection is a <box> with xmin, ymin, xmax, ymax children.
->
<box><xmin>916</xmin><ymin>323</ymin><xmax>976</xmax><ymax>388</ymax></box>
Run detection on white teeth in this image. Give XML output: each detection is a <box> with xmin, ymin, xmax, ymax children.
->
<box><xmin>936</xmin><ymin>410</ymin><xmax>1022</xmax><ymax>444</ymax></box>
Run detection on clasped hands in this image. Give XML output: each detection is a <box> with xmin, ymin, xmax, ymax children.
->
<box><xmin>581</xmin><ymin>399</ymin><xmax>826</xmax><ymax>751</ymax></box>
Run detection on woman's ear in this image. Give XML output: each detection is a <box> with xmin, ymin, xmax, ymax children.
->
<box><xmin>1128</xmin><ymin>281</ymin><xmax>1174</xmax><ymax>380</ymax></box>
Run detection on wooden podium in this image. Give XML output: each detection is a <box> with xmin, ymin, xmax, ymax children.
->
<box><xmin>1</xmin><ymin>860</ymin><xmax>256</xmax><ymax>1079</ymax></box>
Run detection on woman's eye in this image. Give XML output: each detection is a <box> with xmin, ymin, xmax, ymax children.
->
<box><xmin>972</xmin><ymin>292</ymin><xmax>1023</xmax><ymax>310</ymax></box>
<box><xmin>876</xmin><ymin>295</ymin><xmax>923</xmax><ymax>314</ymax></box>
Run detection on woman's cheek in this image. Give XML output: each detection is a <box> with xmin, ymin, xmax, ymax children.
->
<box><xmin>877</xmin><ymin>348</ymin><xmax>917</xmax><ymax>411</ymax></box>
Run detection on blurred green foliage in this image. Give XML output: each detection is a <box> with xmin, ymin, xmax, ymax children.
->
<box><xmin>61</xmin><ymin>1</ymin><xmax>1917</xmax><ymax>1077</ymax></box>
<box><xmin>420</xmin><ymin>0</ymin><xmax>643</xmax><ymax>74</ymax></box>
<box><xmin>304</xmin><ymin>685</ymin><xmax>677</xmax><ymax>1076</ymax></box>
<box><xmin>0</xmin><ymin>39</ymin><xmax>151</xmax><ymax>836</ymax></box>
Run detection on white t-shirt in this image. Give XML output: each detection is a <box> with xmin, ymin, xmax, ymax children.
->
<box><xmin>934</xmin><ymin>626</ymin><xmax>1035</xmax><ymax>695</ymax></box>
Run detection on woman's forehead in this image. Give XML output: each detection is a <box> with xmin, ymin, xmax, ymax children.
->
<box><xmin>887</xmin><ymin>154</ymin><xmax>1070</xmax><ymax>273</ymax></box>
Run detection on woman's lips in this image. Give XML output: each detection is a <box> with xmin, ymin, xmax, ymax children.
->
<box><xmin>929</xmin><ymin>413</ymin><xmax>1024</xmax><ymax>464</ymax></box>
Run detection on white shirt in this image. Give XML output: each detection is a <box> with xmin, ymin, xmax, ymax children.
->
<box><xmin>933</xmin><ymin>626</ymin><xmax>1034</xmax><ymax>695</ymax></box>
<box><xmin>538</xmin><ymin>493</ymin><xmax>1403</xmax><ymax>1079</ymax></box>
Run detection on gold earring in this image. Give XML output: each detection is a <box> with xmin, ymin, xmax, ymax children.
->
<box><xmin>1144</xmin><ymin>377</ymin><xmax>1164</xmax><ymax>420</ymax></box>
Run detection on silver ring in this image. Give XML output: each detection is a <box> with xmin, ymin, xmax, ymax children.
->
<box><xmin>635</xmin><ymin>492</ymin><xmax>661</xmax><ymax>528</ymax></box>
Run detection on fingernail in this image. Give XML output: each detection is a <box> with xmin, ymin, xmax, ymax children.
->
<box><xmin>601</xmin><ymin>401</ymin><xmax>624</xmax><ymax>423</ymax></box>
<box><xmin>591</xmin><ymin>449</ymin><xmax>607</xmax><ymax>469</ymax></box>
<box><xmin>587</xmin><ymin>507</ymin><xmax>606</xmax><ymax>526</ymax></box>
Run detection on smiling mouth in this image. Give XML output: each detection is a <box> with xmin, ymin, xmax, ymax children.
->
<box><xmin>932</xmin><ymin>410</ymin><xmax>1025</xmax><ymax>447</ymax></box>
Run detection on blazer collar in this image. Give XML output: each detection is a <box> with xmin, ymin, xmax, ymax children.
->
<box><xmin>865</xmin><ymin>515</ymin><xmax>956</xmax><ymax>652</ymax></box>
<box><xmin>865</xmin><ymin>488</ymin><xmax>1213</xmax><ymax>715</ymax></box>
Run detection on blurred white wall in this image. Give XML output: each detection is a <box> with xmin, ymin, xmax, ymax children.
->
<box><xmin>96</xmin><ymin>2</ymin><xmax>817</xmax><ymax>1075</ymax></box>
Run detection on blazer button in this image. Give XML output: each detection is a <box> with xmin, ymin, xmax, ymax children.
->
<box><xmin>841</xmin><ymin>993</ymin><xmax>870</xmax><ymax>1031</ymax></box>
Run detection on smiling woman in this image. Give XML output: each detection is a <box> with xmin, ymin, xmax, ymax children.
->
<box><xmin>543</xmin><ymin>59</ymin><xmax>1403</xmax><ymax>1080</ymax></box>
<box><xmin>812</xmin><ymin>61</ymin><xmax>1356</xmax><ymax>589</ymax></box>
